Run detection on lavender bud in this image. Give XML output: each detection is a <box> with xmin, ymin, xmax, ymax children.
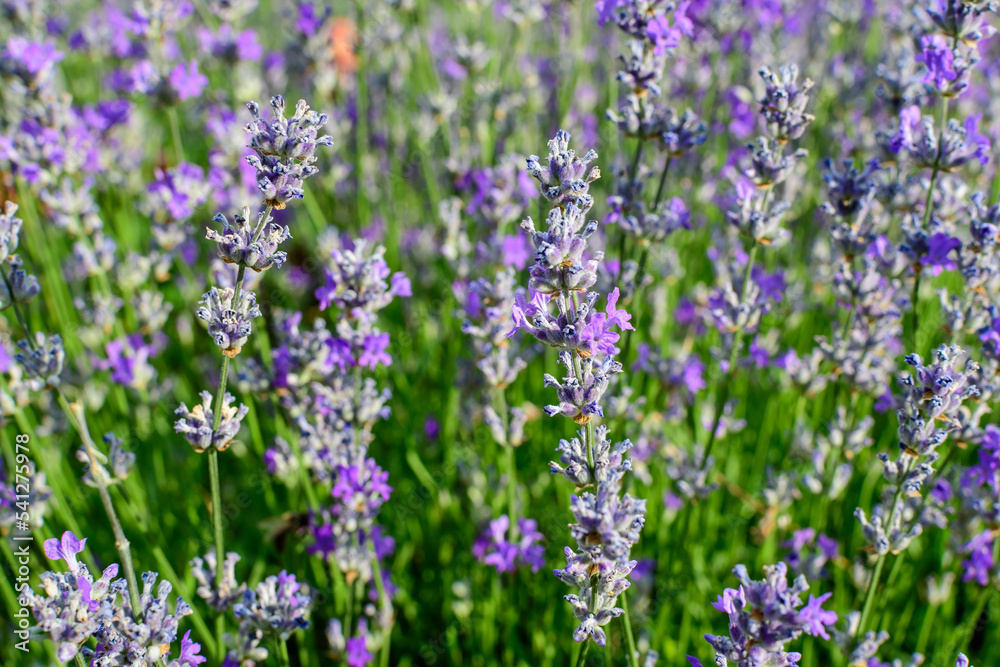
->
<box><xmin>15</xmin><ymin>332</ymin><xmax>64</xmax><ymax>390</ymax></box>
<box><xmin>190</xmin><ymin>551</ymin><xmax>247</xmax><ymax>611</ymax></box>
<box><xmin>2</xmin><ymin>256</ymin><xmax>40</xmax><ymax>305</ymax></box>
<box><xmin>174</xmin><ymin>390</ymin><xmax>249</xmax><ymax>453</ymax></box>
<box><xmin>233</xmin><ymin>571</ymin><xmax>312</xmax><ymax>640</ymax></box>
<box><xmin>0</xmin><ymin>201</ymin><xmax>23</xmax><ymax>263</ymax></box>
<box><xmin>207</xmin><ymin>206</ymin><xmax>291</xmax><ymax>272</ymax></box>
<box><xmin>196</xmin><ymin>286</ymin><xmax>261</xmax><ymax>357</ymax></box>
<box><xmin>758</xmin><ymin>64</ymin><xmax>815</xmax><ymax>143</ymax></box>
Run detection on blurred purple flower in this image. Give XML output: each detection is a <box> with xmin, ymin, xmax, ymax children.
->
<box><xmin>168</xmin><ymin>60</ymin><xmax>208</xmax><ymax>101</ymax></box>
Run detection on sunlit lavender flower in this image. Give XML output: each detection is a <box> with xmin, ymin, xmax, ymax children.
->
<box><xmin>233</xmin><ymin>571</ymin><xmax>312</xmax><ymax>640</ymax></box>
<box><xmin>190</xmin><ymin>552</ymin><xmax>247</xmax><ymax>611</ymax></box>
<box><xmin>110</xmin><ymin>571</ymin><xmax>194</xmax><ymax>663</ymax></box>
<box><xmin>174</xmin><ymin>390</ymin><xmax>249</xmax><ymax>453</ymax></box>
<box><xmin>895</xmin><ymin>346</ymin><xmax>979</xmax><ymax>456</ymax></box>
<box><xmin>245</xmin><ymin>96</ymin><xmax>334</xmax><ymax>209</ymax></box>
<box><xmin>757</xmin><ymin>65</ymin><xmax>815</xmax><ymax>143</ymax></box>
<box><xmin>473</xmin><ymin>514</ymin><xmax>545</xmax><ymax>573</ymax></box>
<box><xmin>197</xmin><ymin>286</ymin><xmax>261</xmax><ymax>357</ymax></box>
<box><xmin>26</xmin><ymin>533</ymin><xmax>116</xmax><ymax>661</ymax></box>
<box><xmin>15</xmin><ymin>332</ymin><xmax>64</xmax><ymax>390</ymax></box>
<box><xmin>689</xmin><ymin>562</ymin><xmax>837</xmax><ymax>667</ymax></box>
<box><xmin>208</xmin><ymin>206</ymin><xmax>291</xmax><ymax>272</ymax></box>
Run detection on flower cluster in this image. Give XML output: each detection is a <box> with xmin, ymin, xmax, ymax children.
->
<box><xmin>245</xmin><ymin>96</ymin><xmax>334</xmax><ymax>209</ymax></box>
<box><xmin>689</xmin><ymin>562</ymin><xmax>837</xmax><ymax>667</ymax></box>
<box><xmin>509</xmin><ymin>131</ymin><xmax>646</xmax><ymax>649</ymax></box>
<box><xmin>174</xmin><ymin>391</ymin><xmax>249</xmax><ymax>453</ymax></box>
<box><xmin>25</xmin><ymin>532</ymin><xmax>205</xmax><ymax>666</ymax></box>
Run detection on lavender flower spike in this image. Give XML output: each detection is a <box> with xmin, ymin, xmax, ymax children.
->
<box><xmin>245</xmin><ymin>96</ymin><xmax>334</xmax><ymax>209</ymax></box>
<box><xmin>174</xmin><ymin>390</ymin><xmax>249</xmax><ymax>452</ymax></box>
<box><xmin>207</xmin><ymin>206</ymin><xmax>291</xmax><ymax>272</ymax></box>
<box><xmin>196</xmin><ymin>286</ymin><xmax>261</xmax><ymax>357</ymax></box>
<box><xmin>511</xmin><ymin>131</ymin><xmax>646</xmax><ymax>654</ymax></box>
<box><xmin>692</xmin><ymin>562</ymin><xmax>837</xmax><ymax>667</ymax></box>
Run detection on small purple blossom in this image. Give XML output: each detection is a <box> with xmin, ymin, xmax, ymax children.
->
<box><xmin>168</xmin><ymin>60</ymin><xmax>208</xmax><ymax>101</ymax></box>
<box><xmin>473</xmin><ymin>514</ymin><xmax>546</xmax><ymax>573</ymax></box>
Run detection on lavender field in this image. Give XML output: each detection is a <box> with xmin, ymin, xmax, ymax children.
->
<box><xmin>1</xmin><ymin>1</ymin><xmax>999</xmax><ymax>666</ymax></box>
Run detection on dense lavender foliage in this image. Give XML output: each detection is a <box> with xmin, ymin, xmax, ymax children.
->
<box><xmin>1</xmin><ymin>1</ymin><xmax>1000</xmax><ymax>666</ymax></box>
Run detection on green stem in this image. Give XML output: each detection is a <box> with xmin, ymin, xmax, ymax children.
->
<box><xmin>277</xmin><ymin>637</ymin><xmax>291</xmax><ymax>667</ymax></box>
<box><xmin>167</xmin><ymin>106</ymin><xmax>185</xmax><ymax>163</ymax></box>
<box><xmin>75</xmin><ymin>654</ymin><xmax>87</xmax><ymax>667</ymax></box>
<box><xmin>699</xmin><ymin>241</ymin><xmax>758</xmax><ymax>470</ymax></box>
<box><xmin>621</xmin><ymin>589</ymin><xmax>639</xmax><ymax>667</ymax></box>
<box><xmin>574</xmin><ymin>639</ymin><xmax>591</xmax><ymax>667</ymax></box>
<box><xmin>56</xmin><ymin>393</ymin><xmax>143</xmax><ymax>622</ymax></box>
<box><xmin>369</xmin><ymin>540</ymin><xmax>393</xmax><ymax>667</ymax></box>
<box><xmin>857</xmin><ymin>459</ymin><xmax>912</xmax><ymax>635</ymax></box>
<box><xmin>856</xmin><ymin>552</ymin><xmax>886</xmax><ymax>637</ymax></box>
<box><xmin>652</xmin><ymin>157</ymin><xmax>673</xmax><ymax>211</ymax></box>
<box><xmin>493</xmin><ymin>387</ymin><xmax>517</xmax><ymax>539</ymax></box>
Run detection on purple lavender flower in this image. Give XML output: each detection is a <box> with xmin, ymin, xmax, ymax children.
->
<box><xmin>473</xmin><ymin>515</ymin><xmax>546</xmax><ymax>573</ymax></box>
<box><xmin>889</xmin><ymin>106</ymin><xmax>991</xmax><ymax>169</ymax></box>
<box><xmin>915</xmin><ymin>35</ymin><xmax>958</xmax><ymax>90</ymax></box>
<box><xmin>168</xmin><ymin>60</ymin><xmax>208</xmax><ymax>101</ymax></box>
<box><xmin>691</xmin><ymin>562</ymin><xmax>837</xmax><ymax>667</ymax></box>
<box><xmin>961</xmin><ymin>531</ymin><xmax>996</xmax><ymax>586</ymax></box>
<box><xmin>233</xmin><ymin>571</ymin><xmax>313</xmax><ymax>639</ymax></box>
<box><xmin>316</xmin><ymin>240</ymin><xmax>411</xmax><ymax>315</ymax></box>
<box><xmin>245</xmin><ymin>96</ymin><xmax>334</xmax><ymax>209</ymax></box>
<box><xmin>174</xmin><ymin>391</ymin><xmax>249</xmax><ymax>453</ymax></box>
<box><xmin>920</xmin><ymin>232</ymin><xmax>961</xmax><ymax>274</ymax></box>
<box><xmin>197</xmin><ymin>25</ymin><xmax>262</xmax><ymax>63</ymax></box>
<box><xmin>145</xmin><ymin>163</ymin><xmax>211</xmax><ymax>223</ymax></box>
<box><xmin>27</xmin><ymin>531</ymin><xmax>201</xmax><ymax>665</ymax></box>
<box><xmin>207</xmin><ymin>206</ymin><xmax>291</xmax><ymax>272</ymax></box>
<box><xmin>346</xmin><ymin>635</ymin><xmax>374</xmax><ymax>667</ymax></box>
<box><xmin>98</xmin><ymin>335</ymin><xmax>158</xmax><ymax>390</ymax></box>
<box><xmin>43</xmin><ymin>531</ymin><xmax>88</xmax><ymax>573</ymax></box>
<box><xmin>196</xmin><ymin>286</ymin><xmax>261</xmax><ymax>357</ymax></box>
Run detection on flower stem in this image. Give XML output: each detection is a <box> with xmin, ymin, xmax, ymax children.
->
<box><xmin>56</xmin><ymin>392</ymin><xmax>143</xmax><ymax>622</ymax></box>
<box><xmin>856</xmin><ymin>551</ymin><xmax>886</xmax><ymax>637</ymax></box>
<box><xmin>621</xmin><ymin>589</ymin><xmax>639</xmax><ymax>667</ymax></box>
<box><xmin>493</xmin><ymin>387</ymin><xmax>517</xmax><ymax>540</ymax></box>
<box><xmin>652</xmin><ymin>157</ymin><xmax>673</xmax><ymax>211</ymax></box>
<box><xmin>574</xmin><ymin>639</ymin><xmax>591</xmax><ymax>667</ymax></box>
<box><xmin>277</xmin><ymin>637</ymin><xmax>291</xmax><ymax>667</ymax></box>
<box><xmin>2</xmin><ymin>259</ymin><xmax>144</xmax><ymax>622</ymax></box>
<box><xmin>857</xmin><ymin>458</ymin><xmax>912</xmax><ymax>635</ymax></box>
<box><xmin>369</xmin><ymin>540</ymin><xmax>394</xmax><ymax>667</ymax></box>
<box><xmin>167</xmin><ymin>106</ymin><xmax>185</xmax><ymax>163</ymax></box>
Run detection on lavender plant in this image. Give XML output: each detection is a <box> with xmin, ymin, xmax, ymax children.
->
<box><xmin>508</xmin><ymin>130</ymin><xmax>646</xmax><ymax>664</ymax></box>
<box><xmin>4</xmin><ymin>2</ymin><xmax>1000</xmax><ymax>666</ymax></box>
